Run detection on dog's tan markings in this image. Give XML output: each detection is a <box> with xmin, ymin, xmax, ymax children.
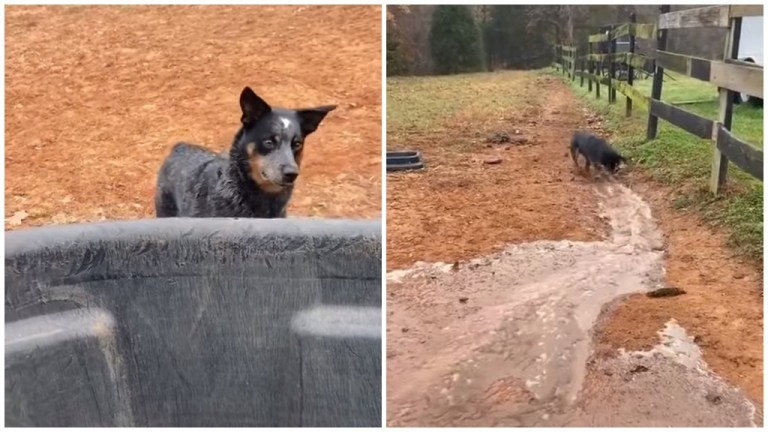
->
<box><xmin>245</xmin><ymin>142</ymin><xmax>257</xmax><ymax>157</ymax></box>
<box><xmin>245</xmin><ymin>142</ymin><xmax>283</xmax><ymax>194</ymax></box>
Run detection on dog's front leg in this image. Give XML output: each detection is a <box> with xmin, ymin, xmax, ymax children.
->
<box><xmin>570</xmin><ymin>148</ymin><xmax>580</xmax><ymax>170</ymax></box>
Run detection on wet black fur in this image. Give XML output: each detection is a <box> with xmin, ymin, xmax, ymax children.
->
<box><xmin>569</xmin><ymin>131</ymin><xmax>626</xmax><ymax>173</ymax></box>
<box><xmin>154</xmin><ymin>87</ymin><xmax>335</xmax><ymax>218</ymax></box>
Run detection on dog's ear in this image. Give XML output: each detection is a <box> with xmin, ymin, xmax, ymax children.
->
<box><xmin>240</xmin><ymin>87</ymin><xmax>271</xmax><ymax>126</ymax></box>
<box><xmin>297</xmin><ymin>105</ymin><xmax>337</xmax><ymax>135</ymax></box>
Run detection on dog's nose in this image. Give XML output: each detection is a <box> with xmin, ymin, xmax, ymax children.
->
<box><xmin>282</xmin><ymin>171</ymin><xmax>299</xmax><ymax>184</ymax></box>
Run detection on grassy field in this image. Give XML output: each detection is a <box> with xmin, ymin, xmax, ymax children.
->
<box><xmin>387</xmin><ymin>72</ymin><xmax>528</xmax><ymax>151</ymax></box>
<box><xmin>562</xmin><ymin>69</ymin><xmax>763</xmax><ymax>262</ymax></box>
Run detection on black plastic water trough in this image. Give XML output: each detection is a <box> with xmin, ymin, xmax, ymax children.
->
<box><xmin>5</xmin><ymin>218</ymin><xmax>382</xmax><ymax>427</ymax></box>
<box><xmin>386</xmin><ymin>150</ymin><xmax>424</xmax><ymax>172</ymax></box>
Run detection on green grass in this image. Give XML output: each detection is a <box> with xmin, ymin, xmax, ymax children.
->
<box><xmin>631</xmin><ymin>71</ymin><xmax>763</xmax><ymax>147</ymax></box>
<box><xmin>387</xmin><ymin>75</ymin><xmax>469</xmax><ymax>134</ymax></box>
<box><xmin>387</xmin><ymin>71</ymin><xmax>529</xmax><ymax>150</ymax></box>
<box><xmin>558</xmin><ymin>68</ymin><xmax>763</xmax><ymax>262</ymax></box>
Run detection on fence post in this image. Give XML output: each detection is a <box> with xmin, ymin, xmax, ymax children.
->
<box><xmin>710</xmin><ymin>15</ymin><xmax>742</xmax><ymax>194</ymax></box>
<box><xmin>554</xmin><ymin>45</ymin><xmax>558</xmax><ymax>72</ymax></box>
<box><xmin>560</xmin><ymin>45</ymin><xmax>568</xmax><ymax>75</ymax></box>
<box><xmin>572</xmin><ymin>47</ymin><xmax>577</xmax><ymax>81</ymax></box>
<box><xmin>580</xmin><ymin>56</ymin><xmax>585</xmax><ymax>87</ymax></box>
<box><xmin>588</xmin><ymin>41</ymin><xmax>593</xmax><ymax>92</ymax></box>
<box><xmin>563</xmin><ymin>46</ymin><xmax>566</xmax><ymax>76</ymax></box>
<box><xmin>609</xmin><ymin>25</ymin><xmax>617</xmax><ymax>103</ymax></box>
<box><xmin>554</xmin><ymin>45</ymin><xmax>559</xmax><ymax>72</ymax></box>
<box><xmin>646</xmin><ymin>4</ymin><xmax>670</xmax><ymax>140</ymax></box>
<box><xmin>595</xmin><ymin>38</ymin><xmax>601</xmax><ymax>99</ymax></box>
<box><xmin>562</xmin><ymin>46</ymin><xmax>567</xmax><ymax>76</ymax></box>
<box><xmin>626</xmin><ymin>13</ymin><xmax>636</xmax><ymax>117</ymax></box>
<box><xmin>597</xmin><ymin>25</ymin><xmax>611</xmax><ymax>100</ymax></box>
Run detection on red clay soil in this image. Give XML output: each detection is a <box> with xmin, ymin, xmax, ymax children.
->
<box><xmin>386</xmin><ymin>73</ymin><xmax>608</xmax><ymax>270</ymax></box>
<box><xmin>5</xmin><ymin>5</ymin><xmax>381</xmax><ymax>229</ymax></box>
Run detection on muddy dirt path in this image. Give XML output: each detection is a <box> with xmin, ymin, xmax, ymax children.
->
<box><xmin>387</xmin><ymin>183</ymin><xmax>758</xmax><ymax>427</ymax></box>
<box><xmin>386</xmin><ymin>73</ymin><xmax>607</xmax><ymax>270</ymax></box>
<box><xmin>386</xmin><ymin>74</ymin><xmax>761</xmax><ymax>427</ymax></box>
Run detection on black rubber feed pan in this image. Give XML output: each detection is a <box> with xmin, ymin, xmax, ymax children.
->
<box><xmin>387</xmin><ymin>150</ymin><xmax>424</xmax><ymax>172</ymax></box>
<box><xmin>387</xmin><ymin>150</ymin><xmax>419</xmax><ymax>158</ymax></box>
<box><xmin>388</xmin><ymin>154</ymin><xmax>420</xmax><ymax>164</ymax></box>
<box><xmin>5</xmin><ymin>218</ymin><xmax>382</xmax><ymax>427</ymax></box>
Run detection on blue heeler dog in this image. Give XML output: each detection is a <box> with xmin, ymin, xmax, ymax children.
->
<box><xmin>155</xmin><ymin>87</ymin><xmax>336</xmax><ymax>218</ymax></box>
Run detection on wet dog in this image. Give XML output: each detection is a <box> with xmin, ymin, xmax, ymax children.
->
<box><xmin>569</xmin><ymin>131</ymin><xmax>626</xmax><ymax>176</ymax></box>
<box><xmin>155</xmin><ymin>87</ymin><xmax>336</xmax><ymax>218</ymax></box>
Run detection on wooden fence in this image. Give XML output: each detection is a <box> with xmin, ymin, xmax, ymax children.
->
<box><xmin>553</xmin><ymin>5</ymin><xmax>763</xmax><ymax>194</ymax></box>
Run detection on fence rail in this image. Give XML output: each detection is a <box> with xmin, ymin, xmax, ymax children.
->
<box><xmin>555</xmin><ymin>4</ymin><xmax>764</xmax><ymax>192</ymax></box>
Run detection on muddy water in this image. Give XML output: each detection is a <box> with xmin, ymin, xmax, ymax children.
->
<box><xmin>386</xmin><ymin>183</ymin><xmax>757</xmax><ymax>427</ymax></box>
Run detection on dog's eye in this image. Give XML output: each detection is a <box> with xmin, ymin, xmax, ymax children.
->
<box><xmin>263</xmin><ymin>139</ymin><xmax>274</xmax><ymax>149</ymax></box>
<box><xmin>292</xmin><ymin>140</ymin><xmax>303</xmax><ymax>150</ymax></box>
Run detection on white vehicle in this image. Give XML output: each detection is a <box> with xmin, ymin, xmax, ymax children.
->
<box><xmin>735</xmin><ymin>16</ymin><xmax>763</xmax><ymax>105</ymax></box>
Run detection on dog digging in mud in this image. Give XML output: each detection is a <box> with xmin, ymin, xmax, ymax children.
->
<box><xmin>155</xmin><ymin>87</ymin><xmax>336</xmax><ymax>218</ymax></box>
<box><xmin>569</xmin><ymin>131</ymin><xmax>627</xmax><ymax>179</ymax></box>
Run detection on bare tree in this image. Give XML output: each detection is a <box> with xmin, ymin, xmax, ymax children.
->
<box><xmin>525</xmin><ymin>5</ymin><xmax>581</xmax><ymax>45</ymax></box>
<box><xmin>386</xmin><ymin>5</ymin><xmax>438</xmax><ymax>75</ymax></box>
